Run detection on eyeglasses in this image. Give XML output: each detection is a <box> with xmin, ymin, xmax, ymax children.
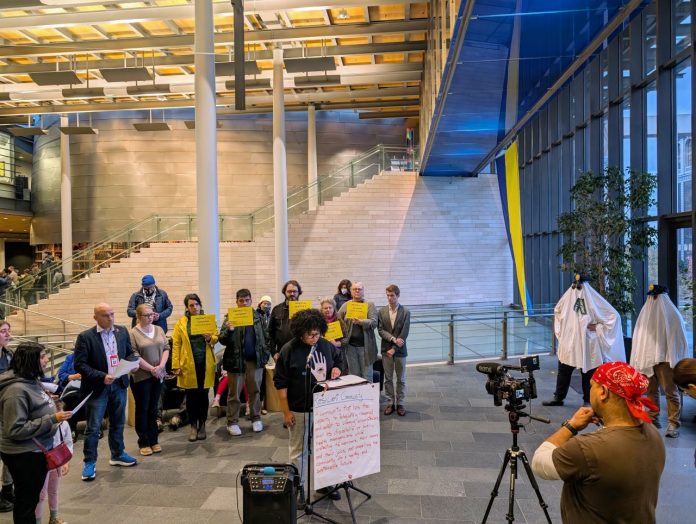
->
<box><xmin>306</xmin><ymin>331</ymin><xmax>321</xmax><ymax>338</ymax></box>
<box><xmin>139</xmin><ymin>313</ymin><xmax>155</xmax><ymax>318</ymax></box>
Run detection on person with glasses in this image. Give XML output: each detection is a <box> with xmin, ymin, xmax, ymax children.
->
<box><xmin>129</xmin><ymin>304</ymin><xmax>169</xmax><ymax>456</ymax></box>
<box><xmin>267</xmin><ymin>280</ymin><xmax>302</xmax><ymax>361</ymax></box>
<box><xmin>274</xmin><ymin>309</ymin><xmax>343</xmax><ymax>504</ymax></box>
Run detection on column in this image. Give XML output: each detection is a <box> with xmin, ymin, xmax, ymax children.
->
<box><xmin>307</xmin><ymin>104</ymin><xmax>318</xmax><ymax>211</ymax></box>
<box><xmin>273</xmin><ymin>44</ymin><xmax>289</xmax><ymax>297</ymax></box>
<box><xmin>60</xmin><ymin>114</ymin><xmax>72</xmax><ymax>277</ymax></box>
<box><xmin>194</xmin><ymin>0</ymin><xmax>220</xmax><ymax>320</ymax></box>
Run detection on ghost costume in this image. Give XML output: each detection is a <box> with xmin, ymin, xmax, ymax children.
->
<box><xmin>630</xmin><ymin>292</ymin><xmax>689</xmax><ymax>430</ymax></box>
<box><xmin>547</xmin><ymin>282</ymin><xmax>625</xmax><ymax>404</ymax></box>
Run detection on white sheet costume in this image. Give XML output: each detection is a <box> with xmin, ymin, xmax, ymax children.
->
<box><xmin>630</xmin><ymin>293</ymin><xmax>689</xmax><ymax>377</ymax></box>
<box><xmin>555</xmin><ymin>282</ymin><xmax>625</xmax><ymax>373</ymax></box>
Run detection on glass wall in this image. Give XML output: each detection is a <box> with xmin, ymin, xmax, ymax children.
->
<box><xmin>516</xmin><ymin>0</ymin><xmax>695</xmax><ymax>350</ymax></box>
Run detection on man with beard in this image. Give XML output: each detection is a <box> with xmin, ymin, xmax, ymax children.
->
<box><xmin>532</xmin><ymin>362</ymin><xmax>665</xmax><ymax>523</ymax></box>
<box><xmin>127</xmin><ymin>275</ymin><xmax>174</xmax><ymax>333</ymax></box>
<box><xmin>267</xmin><ymin>280</ymin><xmax>302</xmax><ymax>361</ymax></box>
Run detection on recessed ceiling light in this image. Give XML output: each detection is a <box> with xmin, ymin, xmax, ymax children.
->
<box><xmin>337</xmin><ymin>8</ymin><xmax>350</xmax><ymax>20</ymax></box>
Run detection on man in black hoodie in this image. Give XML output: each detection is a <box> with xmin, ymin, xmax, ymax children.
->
<box><xmin>267</xmin><ymin>280</ymin><xmax>302</xmax><ymax>361</ymax></box>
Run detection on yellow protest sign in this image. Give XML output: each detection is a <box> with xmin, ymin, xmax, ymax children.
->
<box><xmin>227</xmin><ymin>307</ymin><xmax>253</xmax><ymax>327</ymax></box>
<box><xmin>289</xmin><ymin>300</ymin><xmax>313</xmax><ymax>318</ymax></box>
<box><xmin>324</xmin><ymin>321</ymin><xmax>344</xmax><ymax>341</ymax></box>
<box><xmin>346</xmin><ymin>301</ymin><xmax>368</xmax><ymax>320</ymax></box>
<box><xmin>190</xmin><ymin>314</ymin><xmax>217</xmax><ymax>335</ymax></box>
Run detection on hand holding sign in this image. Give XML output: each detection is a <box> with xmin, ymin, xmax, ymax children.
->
<box><xmin>190</xmin><ymin>314</ymin><xmax>217</xmax><ymax>335</ymax></box>
<box><xmin>227</xmin><ymin>307</ymin><xmax>253</xmax><ymax>327</ymax></box>
<box><xmin>324</xmin><ymin>321</ymin><xmax>344</xmax><ymax>341</ymax></box>
<box><xmin>346</xmin><ymin>301</ymin><xmax>368</xmax><ymax>320</ymax></box>
<box><xmin>289</xmin><ymin>300</ymin><xmax>313</xmax><ymax>318</ymax></box>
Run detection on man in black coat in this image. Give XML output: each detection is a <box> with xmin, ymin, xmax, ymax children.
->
<box><xmin>74</xmin><ymin>303</ymin><xmax>138</xmax><ymax>481</ymax></box>
<box><xmin>126</xmin><ymin>274</ymin><xmax>174</xmax><ymax>333</ymax></box>
<box><xmin>267</xmin><ymin>280</ymin><xmax>302</xmax><ymax>361</ymax></box>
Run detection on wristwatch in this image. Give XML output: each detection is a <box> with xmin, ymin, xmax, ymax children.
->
<box><xmin>561</xmin><ymin>419</ymin><xmax>579</xmax><ymax>436</ymax></box>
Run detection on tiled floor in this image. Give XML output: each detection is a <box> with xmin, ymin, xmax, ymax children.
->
<box><xmin>11</xmin><ymin>355</ymin><xmax>696</xmax><ymax>523</ymax></box>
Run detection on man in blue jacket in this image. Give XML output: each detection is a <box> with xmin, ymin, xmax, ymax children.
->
<box><xmin>74</xmin><ymin>303</ymin><xmax>138</xmax><ymax>481</ymax></box>
<box><xmin>126</xmin><ymin>275</ymin><xmax>173</xmax><ymax>333</ymax></box>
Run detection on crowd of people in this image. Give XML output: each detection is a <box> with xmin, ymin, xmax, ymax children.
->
<box><xmin>0</xmin><ymin>274</ymin><xmax>412</xmax><ymax>522</ymax></box>
<box><xmin>0</xmin><ymin>271</ymin><xmax>694</xmax><ymax>523</ymax></box>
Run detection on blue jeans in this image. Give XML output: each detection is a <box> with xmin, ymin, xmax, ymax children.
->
<box><xmin>83</xmin><ymin>384</ymin><xmax>127</xmax><ymax>463</ymax></box>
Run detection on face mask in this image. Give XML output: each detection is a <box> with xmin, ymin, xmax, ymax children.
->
<box><xmin>341</xmin><ymin>287</ymin><xmax>347</xmax><ymax>294</ymax></box>
<box><xmin>264</xmin><ymin>306</ymin><xmax>271</xmax><ymax>313</ymax></box>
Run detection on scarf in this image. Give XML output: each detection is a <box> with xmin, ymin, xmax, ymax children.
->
<box><xmin>592</xmin><ymin>362</ymin><xmax>657</xmax><ymax>423</ymax></box>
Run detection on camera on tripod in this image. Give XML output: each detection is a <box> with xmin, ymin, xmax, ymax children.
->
<box><xmin>476</xmin><ymin>356</ymin><xmax>540</xmax><ymax>407</ymax></box>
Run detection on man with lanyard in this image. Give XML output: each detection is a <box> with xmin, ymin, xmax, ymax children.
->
<box><xmin>127</xmin><ymin>275</ymin><xmax>173</xmax><ymax>333</ymax></box>
<box><xmin>531</xmin><ymin>362</ymin><xmax>665</xmax><ymax>523</ymax></box>
<box><xmin>74</xmin><ymin>303</ymin><xmax>138</xmax><ymax>481</ymax></box>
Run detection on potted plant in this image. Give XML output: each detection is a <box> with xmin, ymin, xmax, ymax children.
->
<box><xmin>557</xmin><ymin>166</ymin><xmax>657</xmax><ymax>358</ymax></box>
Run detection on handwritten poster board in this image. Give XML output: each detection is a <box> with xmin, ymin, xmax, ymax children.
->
<box><xmin>227</xmin><ymin>307</ymin><xmax>253</xmax><ymax>327</ymax></box>
<box><xmin>313</xmin><ymin>383</ymin><xmax>380</xmax><ymax>489</ymax></box>
<box><xmin>190</xmin><ymin>314</ymin><xmax>217</xmax><ymax>335</ymax></box>
<box><xmin>324</xmin><ymin>321</ymin><xmax>343</xmax><ymax>341</ymax></box>
<box><xmin>346</xmin><ymin>301</ymin><xmax>368</xmax><ymax>320</ymax></box>
<box><xmin>289</xmin><ymin>300</ymin><xmax>313</xmax><ymax>318</ymax></box>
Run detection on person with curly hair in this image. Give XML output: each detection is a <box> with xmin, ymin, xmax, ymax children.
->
<box><xmin>274</xmin><ymin>309</ymin><xmax>343</xmax><ymax>503</ymax></box>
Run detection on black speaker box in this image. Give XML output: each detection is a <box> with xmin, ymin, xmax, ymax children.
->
<box><xmin>241</xmin><ymin>463</ymin><xmax>299</xmax><ymax>524</ymax></box>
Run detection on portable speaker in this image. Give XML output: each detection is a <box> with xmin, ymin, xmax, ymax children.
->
<box><xmin>241</xmin><ymin>463</ymin><xmax>299</xmax><ymax>524</ymax></box>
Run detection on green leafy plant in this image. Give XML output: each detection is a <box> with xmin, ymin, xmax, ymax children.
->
<box><xmin>557</xmin><ymin>166</ymin><xmax>657</xmax><ymax>316</ymax></box>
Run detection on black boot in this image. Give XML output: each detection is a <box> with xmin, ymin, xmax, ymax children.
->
<box><xmin>1</xmin><ymin>484</ymin><xmax>14</xmax><ymax>504</ymax></box>
<box><xmin>542</xmin><ymin>396</ymin><xmax>564</xmax><ymax>407</ymax></box>
<box><xmin>0</xmin><ymin>493</ymin><xmax>12</xmax><ymax>513</ymax></box>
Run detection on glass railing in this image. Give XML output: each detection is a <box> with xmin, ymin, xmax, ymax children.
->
<box><xmin>13</xmin><ymin>145</ymin><xmax>418</xmax><ymax>306</ymax></box>
<box><xmin>406</xmin><ymin>304</ymin><xmax>555</xmax><ymax>364</ymax></box>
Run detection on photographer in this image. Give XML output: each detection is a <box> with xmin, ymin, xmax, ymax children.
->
<box><xmin>531</xmin><ymin>362</ymin><xmax>665</xmax><ymax>523</ymax></box>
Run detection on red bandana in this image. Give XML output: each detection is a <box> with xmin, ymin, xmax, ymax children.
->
<box><xmin>592</xmin><ymin>362</ymin><xmax>657</xmax><ymax>423</ymax></box>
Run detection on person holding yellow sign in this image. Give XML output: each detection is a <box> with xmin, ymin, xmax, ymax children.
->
<box><xmin>337</xmin><ymin>281</ymin><xmax>378</xmax><ymax>382</ymax></box>
<box><xmin>320</xmin><ymin>297</ymin><xmax>347</xmax><ymax>375</ymax></box>
<box><xmin>171</xmin><ymin>293</ymin><xmax>219</xmax><ymax>443</ymax></box>
<box><xmin>219</xmin><ymin>289</ymin><xmax>269</xmax><ymax>436</ymax></box>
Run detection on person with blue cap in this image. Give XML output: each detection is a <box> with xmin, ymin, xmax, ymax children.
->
<box><xmin>127</xmin><ymin>275</ymin><xmax>174</xmax><ymax>333</ymax></box>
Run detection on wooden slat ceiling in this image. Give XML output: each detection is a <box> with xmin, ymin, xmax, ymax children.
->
<box><xmin>0</xmin><ymin>1</ymin><xmax>431</xmax><ymax>117</ymax></box>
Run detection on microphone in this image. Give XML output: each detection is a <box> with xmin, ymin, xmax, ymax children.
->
<box><xmin>475</xmin><ymin>362</ymin><xmax>504</xmax><ymax>375</ymax></box>
<box><xmin>306</xmin><ymin>344</ymin><xmax>317</xmax><ymax>366</ymax></box>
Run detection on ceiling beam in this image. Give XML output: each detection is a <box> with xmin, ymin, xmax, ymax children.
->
<box><xmin>0</xmin><ymin>20</ymin><xmax>428</xmax><ymax>58</ymax></box>
<box><xmin>0</xmin><ymin>86</ymin><xmax>420</xmax><ymax>116</ymax></box>
<box><xmin>0</xmin><ymin>0</ymin><xmax>415</xmax><ymax>31</ymax></box>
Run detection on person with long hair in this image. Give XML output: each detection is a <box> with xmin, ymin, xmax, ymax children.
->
<box><xmin>129</xmin><ymin>303</ymin><xmax>169</xmax><ymax>456</ymax></box>
<box><xmin>333</xmin><ymin>279</ymin><xmax>352</xmax><ymax>312</ymax></box>
<box><xmin>0</xmin><ymin>321</ymin><xmax>14</xmax><ymax>512</ymax></box>
<box><xmin>171</xmin><ymin>293</ymin><xmax>218</xmax><ymax>442</ymax></box>
<box><xmin>0</xmin><ymin>342</ymin><xmax>72</xmax><ymax>524</ymax></box>
<box><xmin>274</xmin><ymin>309</ymin><xmax>343</xmax><ymax>503</ymax></box>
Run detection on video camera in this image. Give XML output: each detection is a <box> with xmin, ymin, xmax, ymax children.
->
<box><xmin>476</xmin><ymin>356</ymin><xmax>540</xmax><ymax>407</ymax></box>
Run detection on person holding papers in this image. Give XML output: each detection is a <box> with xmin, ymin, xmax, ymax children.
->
<box><xmin>0</xmin><ymin>342</ymin><xmax>72</xmax><ymax>523</ymax></box>
<box><xmin>274</xmin><ymin>309</ymin><xmax>344</xmax><ymax>504</ymax></box>
<box><xmin>219</xmin><ymin>289</ymin><xmax>269</xmax><ymax>436</ymax></box>
<box><xmin>129</xmin><ymin>304</ymin><xmax>169</xmax><ymax>456</ymax></box>
<box><xmin>337</xmin><ymin>281</ymin><xmax>378</xmax><ymax>382</ymax></box>
<box><xmin>171</xmin><ymin>293</ymin><xmax>219</xmax><ymax>443</ymax></box>
<box><xmin>74</xmin><ymin>303</ymin><xmax>138</xmax><ymax>481</ymax></box>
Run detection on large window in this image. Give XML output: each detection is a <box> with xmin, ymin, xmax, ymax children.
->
<box><xmin>676</xmin><ymin>61</ymin><xmax>692</xmax><ymax>212</ymax></box>
<box><xmin>646</xmin><ymin>82</ymin><xmax>658</xmax><ymax>216</ymax></box>
<box><xmin>674</xmin><ymin>0</ymin><xmax>692</xmax><ymax>53</ymax></box>
<box><xmin>644</xmin><ymin>3</ymin><xmax>657</xmax><ymax>75</ymax></box>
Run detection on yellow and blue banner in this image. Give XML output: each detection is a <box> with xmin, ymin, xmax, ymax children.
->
<box><xmin>495</xmin><ymin>141</ymin><xmax>532</xmax><ymax>319</ymax></box>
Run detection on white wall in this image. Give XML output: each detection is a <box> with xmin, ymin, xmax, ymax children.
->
<box><xmin>31</xmin><ymin>110</ymin><xmax>407</xmax><ymax>244</ymax></box>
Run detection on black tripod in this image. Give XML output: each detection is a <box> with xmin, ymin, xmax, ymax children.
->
<box><xmin>299</xmin><ymin>352</ymin><xmax>372</xmax><ymax>524</ymax></box>
<box><xmin>482</xmin><ymin>402</ymin><xmax>552</xmax><ymax>523</ymax></box>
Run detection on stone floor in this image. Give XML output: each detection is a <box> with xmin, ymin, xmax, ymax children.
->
<box><xmin>11</xmin><ymin>355</ymin><xmax>696</xmax><ymax>523</ymax></box>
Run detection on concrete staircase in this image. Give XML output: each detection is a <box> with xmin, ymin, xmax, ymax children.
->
<box><xmin>12</xmin><ymin>171</ymin><xmax>511</xmax><ymax>335</ymax></box>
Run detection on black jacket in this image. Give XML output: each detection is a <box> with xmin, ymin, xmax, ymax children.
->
<box><xmin>74</xmin><ymin>325</ymin><xmax>135</xmax><ymax>398</ymax></box>
<box><xmin>267</xmin><ymin>302</ymin><xmax>293</xmax><ymax>356</ymax></box>
<box><xmin>219</xmin><ymin>312</ymin><xmax>269</xmax><ymax>373</ymax></box>
<box><xmin>273</xmin><ymin>337</ymin><xmax>343</xmax><ymax>412</ymax></box>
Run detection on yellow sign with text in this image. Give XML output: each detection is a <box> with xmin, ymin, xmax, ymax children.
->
<box><xmin>346</xmin><ymin>301</ymin><xmax>368</xmax><ymax>320</ymax></box>
<box><xmin>227</xmin><ymin>307</ymin><xmax>253</xmax><ymax>327</ymax></box>
<box><xmin>289</xmin><ymin>300</ymin><xmax>313</xmax><ymax>318</ymax></box>
<box><xmin>190</xmin><ymin>314</ymin><xmax>218</xmax><ymax>335</ymax></box>
<box><xmin>324</xmin><ymin>321</ymin><xmax>344</xmax><ymax>341</ymax></box>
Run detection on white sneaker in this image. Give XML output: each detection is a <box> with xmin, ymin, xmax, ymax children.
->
<box><xmin>252</xmin><ymin>420</ymin><xmax>263</xmax><ymax>433</ymax></box>
<box><xmin>227</xmin><ymin>424</ymin><xmax>242</xmax><ymax>436</ymax></box>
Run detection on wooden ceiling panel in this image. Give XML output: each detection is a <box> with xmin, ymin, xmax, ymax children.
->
<box><xmin>328</xmin><ymin>7</ymin><xmax>367</xmax><ymax>24</ymax></box>
<box><xmin>140</xmin><ymin>20</ymin><xmax>176</xmax><ymax>36</ymax></box>
<box><xmin>376</xmin><ymin>53</ymin><xmax>405</xmax><ymax>64</ymax></box>
<box><xmin>373</xmin><ymin>34</ymin><xmax>405</xmax><ymax>44</ymax></box>
<box><xmin>288</xmin><ymin>10</ymin><xmax>327</xmax><ymax>26</ymax></box>
<box><xmin>370</xmin><ymin>5</ymin><xmax>406</xmax><ymax>21</ymax></box>
<box><xmin>336</xmin><ymin>37</ymin><xmax>370</xmax><ymax>46</ymax></box>
<box><xmin>410</xmin><ymin>3</ymin><xmax>429</xmax><ymax>19</ymax></box>
<box><xmin>342</xmin><ymin>55</ymin><xmax>373</xmax><ymax>65</ymax></box>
